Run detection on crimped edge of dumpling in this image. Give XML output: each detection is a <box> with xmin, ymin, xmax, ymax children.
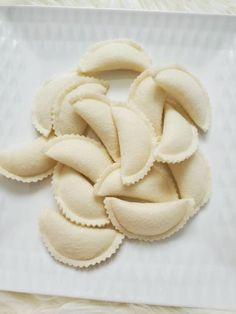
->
<box><xmin>112</xmin><ymin>105</ymin><xmax>158</xmax><ymax>186</ymax></box>
<box><xmin>78</xmin><ymin>38</ymin><xmax>152</xmax><ymax>73</ymax></box>
<box><xmin>154</xmin><ymin>123</ymin><xmax>199</xmax><ymax>164</ymax></box>
<box><xmin>52</xmin><ymin>163</ymin><xmax>110</xmax><ymax>227</ymax></box>
<box><xmin>52</xmin><ymin>76</ymin><xmax>109</xmax><ymax>136</ymax></box>
<box><xmin>104</xmin><ymin>197</ymin><xmax>197</xmax><ymax>242</ymax></box>
<box><xmin>0</xmin><ymin>165</ymin><xmax>54</xmax><ymax>183</ymax></box>
<box><xmin>39</xmin><ymin>211</ymin><xmax>124</xmax><ymax>268</ymax></box>
<box><xmin>154</xmin><ymin>64</ymin><xmax>211</xmax><ymax>132</ymax></box>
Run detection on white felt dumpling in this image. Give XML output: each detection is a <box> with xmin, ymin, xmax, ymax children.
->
<box><xmin>53</xmin><ymin>77</ymin><xmax>109</xmax><ymax>136</ymax></box>
<box><xmin>155</xmin><ymin>66</ymin><xmax>211</xmax><ymax>131</ymax></box>
<box><xmin>153</xmin><ymin>103</ymin><xmax>198</xmax><ymax>163</ymax></box>
<box><xmin>32</xmin><ymin>72</ymin><xmax>79</xmax><ymax>137</ymax></box>
<box><xmin>72</xmin><ymin>93</ymin><xmax>120</xmax><ymax>161</ymax></box>
<box><xmin>44</xmin><ymin>135</ymin><xmax>112</xmax><ymax>183</ymax></box>
<box><xmin>79</xmin><ymin>39</ymin><xmax>151</xmax><ymax>73</ymax></box>
<box><xmin>39</xmin><ymin>208</ymin><xmax>124</xmax><ymax>268</ymax></box>
<box><xmin>94</xmin><ymin>162</ymin><xmax>178</xmax><ymax>202</ymax></box>
<box><xmin>111</xmin><ymin>105</ymin><xmax>157</xmax><ymax>185</ymax></box>
<box><xmin>169</xmin><ymin>150</ymin><xmax>211</xmax><ymax>209</ymax></box>
<box><xmin>53</xmin><ymin>164</ymin><xmax>109</xmax><ymax>227</ymax></box>
<box><xmin>0</xmin><ymin>137</ymin><xmax>56</xmax><ymax>182</ymax></box>
<box><xmin>105</xmin><ymin>197</ymin><xmax>195</xmax><ymax>241</ymax></box>
<box><xmin>128</xmin><ymin>70</ymin><xmax>165</xmax><ymax>137</ymax></box>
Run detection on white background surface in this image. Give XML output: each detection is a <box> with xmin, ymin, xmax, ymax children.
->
<box><xmin>0</xmin><ymin>3</ymin><xmax>236</xmax><ymax>313</ymax></box>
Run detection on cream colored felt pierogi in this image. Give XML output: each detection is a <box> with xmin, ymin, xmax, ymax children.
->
<box><xmin>72</xmin><ymin>93</ymin><xmax>119</xmax><ymax>161</ymax></box>
<box><xmin>155</xmin><ymin>66</ymin><xmax>210</xmax><ymax>131</ymax></box>
<box><xmin>39</xmin><ymin>208</ymin><xmax>124</xmax><ymax>268</ymax></box>
<box><xmin>0</xmin><ymin>137</ymin><xmax>56</xmax><ymax>182</ymax></box>
<box><xmin>79</xmin><ymin>39</ymin><xmax>151</xmax><ymax>73</ymax></box>
<box><xmin>44</xmin><ymin>135</ymin><xmax>112</xmax><ymax>183</ymax></box>
<box><xmin>94</xmin><ymin>162</ymin><xmax>178</xmax><ymax>202</ymax></box>
<box><xmin>105</xmin><ymin>197</ymin><xmax>195</xmax><ymax>241</ymax></box>
<box><xmin>53</xmin><ymin>164</ymin><xmax>109</xmax><ymax>227</ymax></box>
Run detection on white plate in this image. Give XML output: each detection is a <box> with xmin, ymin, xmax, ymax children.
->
<box><xmin>0</xmin><ymin>6</ymin><xmax>236</xmax><ymax>311</ymax></box>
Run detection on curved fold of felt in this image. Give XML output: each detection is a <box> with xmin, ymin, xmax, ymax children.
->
<box><xmin>153</xmin><ymin>103</ymin><xmax>198</xmax><ymax>163</ymax></box>
<box><xmin>111</xmin><ymin>105</ymin><xmax>157</xmax><ymax>185</ymax></box>
<box><xmin>44</xmin><ymin>135</ymin><xmax>112</xmax><ymax>183</ymax></box>
<box><xmin>39</xmin><ymin>208</ymin><xmax>124</xmax><ymax>268</ymax></box>
<box><xmin>94</xmin><ymin>162</ymin><xmax>178</xmax><ymax>202</ymax></box>
<box><xmin>79</xmin><ymin>39</ymin><xmax>151</xmax><ymax>73</ymax></box>
<box><xmin>169</xmin><ymin>150</ymin><xmax>211</xmax><ymax>209</ymax></box>
<box><xmin>53</xmin><ymin>164</ymin><xmax>110</xmax><ymax>227</ymax></box>
<box><xmin>155</xmin><ymin>66</ymin><xmax>210</xmax><ymax>131</ymax></box>
<box><xmin>72</xmin><ymin>93</ymin><xmax>119</xmax><ymax>161</ymax></box>
<box><xmin>105</xmin><ymin>197</ymin><xmax>195</xmax><ymax>241</ymax></box>
<box><xmin>0</xmin><ymin>136</ymin><xmax>56</xmax><ymax>182</ymax></box>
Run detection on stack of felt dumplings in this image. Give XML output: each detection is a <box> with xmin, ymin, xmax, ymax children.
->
<box><xmin>0</xmin><ymin>39</ymin><xmax>211</xmax><ymax>268</ymax></box>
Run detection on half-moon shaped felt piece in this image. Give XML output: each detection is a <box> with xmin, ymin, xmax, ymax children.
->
<box><xmin>169</xmin><ymin>150</ymin><xmax>211</xmax><ymax>209</ymax></box>
<box><xmin>155</xmin><ymin>66</ymin><xmax>210</xmax><ymax>132</ymax></box>
<box><xmin>53</xmin><ymin>164</ymin><xmax>110</xmax><ymax>227</ymax></box>
<box><xmin>39</xmin><ymin>208</ymin><xmax>124</xmax><ymax>268</ymax></box>
<box><xmin>44</xmin><ymin>135</ymin><xmax>112</xmax><ymax>183</ymax></box>
<box><xmin>72</xmin><ymin>93</ymin><xmax>120</xmax><ymax>161</ymax></box>
<box><xmin>111</xmin><ymin>105</ymin><xmax>157</xmax><ymax>185</ymax></box>
<box><xmin>32</xmin><ymin>72</ymin><xmax>79</xmax><ymax>137</ymax></box>
<box><xmin>79</xmin><ymin>39</ymin><xmax>151</xmax><ymax>73</ymax></box>
<box><xmin>94</xmin><ymin>162</ymin><xmax>178</xmax><ymax>202</ymax></box>
<box><xmin>105</xmin><ymin>197</ymin><xmax>195</xmax><ymax>241</ymax></box>
<box><xmin>0</xmin><ymin>137</ymin><xmax>56</xmax><ymax>183</ymax></box>
<box><xmin>153</xmin><ymin>103</ymin><xmax>198</xmax><ymax>163</ymax></box>
<box><xmin>128</xmin><ymin>69</ymin><xmax>165</xmax><ymax>137</ymax></box>
<box><xmin>53</xmin><ymin>77</ymin><xmax>109</xmax><ymax>136</ymax></box>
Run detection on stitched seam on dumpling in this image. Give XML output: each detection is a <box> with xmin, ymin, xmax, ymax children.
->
<box><xmin>52</xmin><ymin>163</ymin><xmax>110</xmax><ymax>227</ymax></box>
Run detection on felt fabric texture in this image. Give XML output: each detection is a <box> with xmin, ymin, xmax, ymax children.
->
<box><xmin>0</xmin><ymin>0</ymin><xmax>235</xmax><ymax>313</ymax></box>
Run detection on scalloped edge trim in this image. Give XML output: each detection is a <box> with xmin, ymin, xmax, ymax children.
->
<box><xmin>52</xmin><ymin>76</ymin><xmax>109</xmax><ymax>136</ymax></box>
<box><xmin>0</xmin><ymin>165</ymin><xmax>54</xmax><ymax>183</ymax></box>
<box><xmin>104</xmin><ymin>197</ymin><xmax>196</xmax><ymax>242</ymax></box>
<box><xmin>79</xmin><ymin>38</ymin><xmax>151</xmax><ymax>73</ymax></box>
<box><xmin>94</xmin><ymin>162</ymin><xmax>178</xmax><ymax>202</ymax></box>
<box><xmin>94</xmin><ymin>162</ymin><xmax>121</xmax><ymax>196</ymax></box>
<box><xmin>32</xmin><ymin>72</ymin><xmax>81</xmax><ymax>137</ymax></box>
<box><xmin>112</xmin><ymin>105</ymin><xmax>158</xmax><ymax>186</ymax></box>
<box><xmin>154</xmin><ymin>64</ymin><xmax>211</xmax><ymax>132</ymax></box>
<box><xmin>153</xmin><ymin>124</ymin><xmax>199</xmax><ymax>164</ymax></box>
<box><xmin>52</xmin><ymin>163</ymin><xmax>110</xmax><ymax>227</ymax></box>
<box><xmin>39</xmin><ymin>215</ymin><xmax>124</xmax><ymax>268</ymax></box>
